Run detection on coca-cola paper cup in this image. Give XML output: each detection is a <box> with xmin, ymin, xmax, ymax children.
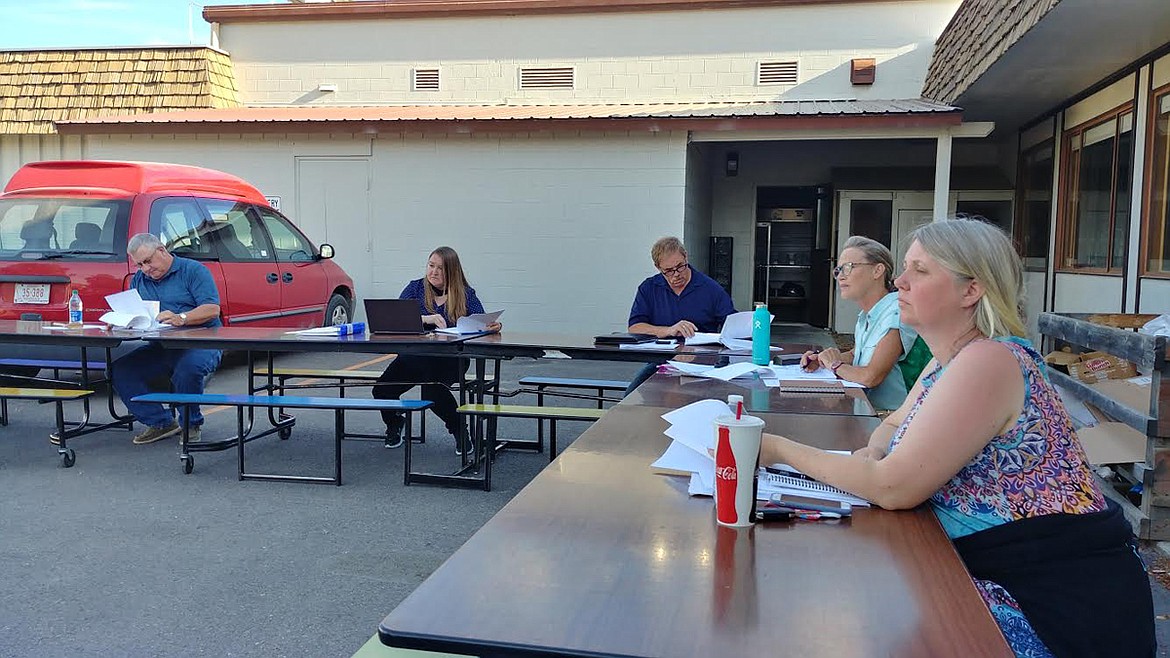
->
<box><xmin>714</xmin><ymin>414</ymin><xmax>764</xmax><ymax>527</ymax></box>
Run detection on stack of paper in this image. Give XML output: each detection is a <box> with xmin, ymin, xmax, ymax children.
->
<box><xmin>435</xmin><ymin>310</ymin><xmax>504</xmax><ymax>335</ymax></box>
<box><xmin>683</xmin><ymin>310</ymin><xmax>783</xmax><ymax>352</ymax></box>
<box><xmin>101</xmin><ymin>290</ymin><xmax>164</xmax><ymax>330</ymax></box>
<box><xmin>650</xmin><ymin>399</ymin><xmax>870</xmax><ymax>506</ymax></box>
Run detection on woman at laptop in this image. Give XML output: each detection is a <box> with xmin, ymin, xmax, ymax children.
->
<box><xmin>373</xmin><ymin>246</ymin><xmax>501</xmax><ymax>453</ymax></box>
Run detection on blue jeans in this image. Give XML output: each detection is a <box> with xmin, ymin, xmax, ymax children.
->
<box><xmin>112</xmin><ymin>344</ymin><xmax>222</xmax><ymax>428</ymax></box>
<box><xmin>623</xmin><ymin>363</ymin><xmax>658</xmax><ymax>397</ymax></box>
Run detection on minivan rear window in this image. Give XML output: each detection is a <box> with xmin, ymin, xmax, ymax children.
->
<box><xmin>0</xmin><ymin>198</ymin><xmax>129</xmax><ymax>261</ymax></box>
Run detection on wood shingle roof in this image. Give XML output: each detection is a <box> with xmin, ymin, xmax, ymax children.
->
<box><xmin>0</xmin><ymin>47</ymin><xmax>239</xmax><ymax>135</ymax></box>
<box><xmin>923</xmin><ymin>0</ymin><xmax>1062</xmax><ymax>104</ymax></box>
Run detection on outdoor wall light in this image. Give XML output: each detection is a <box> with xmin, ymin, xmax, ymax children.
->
<box><xmin>318</xmin><ymin>84</ymin><xmax>338</xmax><ymax>92</ymax></box>
<box><xmin>726</xmin><ymin>151</ymin><xmax>739</xmax><ymax>177</ymax></box>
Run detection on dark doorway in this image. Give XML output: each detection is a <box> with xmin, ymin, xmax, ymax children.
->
<box><xmin>754</xmin><ymin>186</ymin><xmax>831</xmax><ymax>327</ymax></box>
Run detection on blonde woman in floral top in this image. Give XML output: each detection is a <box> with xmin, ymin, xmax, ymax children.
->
<box><xmin>759</xmin><ymin>219</ymin><xmax>1154</xmax><ymax>657</ymax></box>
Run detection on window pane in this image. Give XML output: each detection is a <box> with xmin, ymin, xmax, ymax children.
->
<box><xmin>1070</xmin><ymin>128</ymin><xmax>1116</xmax><ymax>268</ymax></box>
<box><xmin>256</xmin><ymin>207</ymin><xmax>314</xmax><ymax>262</ymax></box>
<box><xmin>1018</xmin><ymin>143</ymin><xmax>1053</xmax><ymax>270</ymax></box>
<box><xmin>0</xmin><ymin>199</ymin><xmax>126</xmax><ymax>261</ymax></box>
<box><xmin>150</xmin><ymin>197</ymin><xmax>212</xmax><ymax>259</ymax></box>
<box><xmin>1112</xmin><ymin>123</ymin><xmax>1134</xmax><ymax>269</ymax></box>
<box><xmin>849</xmin><ymin>200</ymin><xmax>892</xmax><ymax>248</ymax></box>
<box><xmin>956</xmin><ymin>200</ymin><xmax>1012</xmax><ymax>233</ymax></box>
<box><xmin>1147</xmin><ymin>97</ymin><xmax>1170</xmax><ymax>273</ymax></box>
<box><xmin>199</xmin><ymin>199</ymin><xmax>273</xmax><ymax>262</ymax></box>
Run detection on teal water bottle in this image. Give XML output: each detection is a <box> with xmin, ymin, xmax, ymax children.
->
<box><xmin>751</xmin><ymin>302</ymin><xmax>770</xmax><ymax>366</ymax></box>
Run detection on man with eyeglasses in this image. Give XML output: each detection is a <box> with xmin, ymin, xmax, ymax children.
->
<box><xmin>624</xmin><ymin>236</ymin><xmax>736</xmax><ymax>395</ymax></box>
<box><xmin>110</xmin><ymin>233</ymin><xmax>223</xmax><ymax>445</ymax></box>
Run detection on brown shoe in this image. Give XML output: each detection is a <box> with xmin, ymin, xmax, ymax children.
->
<box><xmin>132</xmin><ymin>422</ymin><xmax>180</xmax><ymax>445</ymax></box>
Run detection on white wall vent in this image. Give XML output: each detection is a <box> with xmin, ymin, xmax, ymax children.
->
<box><xmin>757</xmin><ymin>61</ymin><xmax>799</xmax><ymax>86</ymax></box>
<box><xmin>519</xmin><ymin>67</ymin><xmax>574</xmax><ymax>90</ymax></box>
<box><xmin>412</xmin><ymin>68</ymin><xmax>440</xmax><ymax>91</ymax></box>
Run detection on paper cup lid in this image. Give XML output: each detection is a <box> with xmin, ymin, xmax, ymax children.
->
<box><xmin>714</xmin><ymin>414</ymin><xmax>764</xmax><ymax>427</ymax></box>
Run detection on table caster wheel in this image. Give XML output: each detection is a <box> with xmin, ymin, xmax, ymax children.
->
<box><xmin>279</xmin><ymin>426</ymin><xmax>292</xmax><ymax>440</ymax></box>
<box><xmin>182</xmin><ymin>456</ymin><xmax>194</xmax><ymax>474</ymax></box>
<box><xmin>61</xmin><ymin>449</ymin><xmax>75</xmax><ymax>468</ymax></box>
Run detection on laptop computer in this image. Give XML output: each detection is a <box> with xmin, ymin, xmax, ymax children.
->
<box><xmin>363</xmin><ymin>298</ymin><xmax>427</xmax><ymax>335</ymax></box>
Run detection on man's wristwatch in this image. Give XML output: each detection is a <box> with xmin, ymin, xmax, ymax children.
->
<box><xmin>831</xmin><ymin>361</ymin><xmax>843</xmax><ymax>378</ymax></box>
<box><xmin>179</xmin><ymin>312</ymin><xmax>188</xmax><ymax>325</ymax></box>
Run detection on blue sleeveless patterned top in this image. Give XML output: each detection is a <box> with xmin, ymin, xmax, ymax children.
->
<box><xmin>887</xmin><ymin>337</ymin><xmax>1106</xmax><ymax>538</ymax></box>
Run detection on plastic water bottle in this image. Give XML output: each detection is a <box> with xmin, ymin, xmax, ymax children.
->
<box><xmin>751</xmin><ymin>302</ymin><xmax>770</xmax><ymax>366</ymax></box>
<box><xmin>727</xmin><ymin>394</ymin><xmax>743</xmax><ymax>414</ymax></box>
<box><xmin>67</xmin><ymin>289</ymin><xmax>83</xmax><ymax>328</ymax></box>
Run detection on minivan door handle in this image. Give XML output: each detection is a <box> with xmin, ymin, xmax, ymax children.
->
<box><xmin>266</xmin><ymin>272</ymin><xmax>278</xmax><ymax>283</ymax></box>
<box><xmin>282</xmin><ymin>272</ymin><xmax>293</xmax><ymax>283</ymax></box>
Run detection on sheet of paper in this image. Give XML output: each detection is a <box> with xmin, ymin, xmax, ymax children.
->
<box><xmin>719</xmin><ymin>311</ymin><xmax>756</xmax><ymax>340</ymax></box>
<box><xmin>435</xmin><ymin>309</ymin><xmax>504</xmax><ymax>335</ymax></box>
<box><xmin>688</xmin><ymin>473</ymin><xmax>714</xmax><ymax>497</ymax></box>
<box><xmin>651</xmin><ymin>439</ymin><xmax>713</xmax><ymax>474</ymax></box>
<box><xmin>664</xmin><ymin>361</ymin><xmax>715</xmax><ymax>376</ymax></box>
<box><xmin>701</xmin><ymin>362</ymin><xmax>766</xmax><ymax>381</ymax></box>
<box><xmin>683</xmin><ymin>332</ymin><xmax>721</xmax><ymax>346</ymax></box>
<box><xmin>101</xmin><ymin>290</ymin><xmax>162</xmax><ymax>329</ymax></box>
<box><xmin>766</xmin><ymin>364</ymin><xmax>866</xmax><ymax>388</ymax></box>
<box><xmin>617</xmin><ymin>341</ymin><xmax>678</xmax><ymax>351</ymax></box>
<box><xmin>660</xmin><ymin>399</ymin><xmax>729</xmax><ymax>455</ymax></box>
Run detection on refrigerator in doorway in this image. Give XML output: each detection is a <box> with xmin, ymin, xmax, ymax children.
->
<box><xmin>754</xmin><ymin>208</ymin><xmax>814</xmax><ymax>323</ymax></box>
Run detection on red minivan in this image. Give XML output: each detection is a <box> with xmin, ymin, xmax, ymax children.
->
<box><xmin>0</xmin><ymin>160</ymin><xmax>356</xmax><ymax>370</ymax></box>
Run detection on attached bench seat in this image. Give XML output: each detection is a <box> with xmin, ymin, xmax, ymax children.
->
<box><xmin>449</xmin><ymin>403</ymin><xmax>606</xmax><ymax>490</ymax></box>
<box><xmin>518</xmin><ymin>376</ymin><xmax>630</xmax><ymax>403</ymax></box>
<box><xmin>0</xmin><ymin>358</ymin><xmax>108</xmax><ymax>371</ymax></box>
<box><xmin>0</xmin><ymin>387</ymin><xmax>96</xmax><ymax>468</ymax></box>
<box><xmin>132</xmin><ymin>392</ymin><xmax>430</xmax><ymax>485</ymax></box>
<box><xmin>517</xmin><ymin>376</ymin><xmax>629</xmax><ymax>450</ymax></box>
<box><xmin>260</xmin><ymin>365</ymin><xmax>444</xmax><ymax>445</ymax></box>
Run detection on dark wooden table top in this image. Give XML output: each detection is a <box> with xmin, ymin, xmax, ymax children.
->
<box><xmin>0</xmin><ymin>319</ymin><xmax>132</xmax><ymax>347</ymax></box>
<box><xmin>627</xmin><ymin>372</ymin><xmax>876</xmax><ymax>416</ymax></box>
<box><xmin>141</xmin><ymin>325</ymin><xmax>469</xmax><ymax>355</ymax></box>
<box><xmin>379</xmin><ymin>404</ymin><xmax>1011</xmax><ymax>658</ymax></box>
<box><xmin>465</xmin><ymin>330</ymin><xmax>818</xmax><ymax>364</ymax></box>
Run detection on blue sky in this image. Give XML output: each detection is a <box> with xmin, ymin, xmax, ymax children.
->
<box><xmin>0</xmin><ymin>0</ymin><xmax>284</xmax><ymax>49</ymax></box>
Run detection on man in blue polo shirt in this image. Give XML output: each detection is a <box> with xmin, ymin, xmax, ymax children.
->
<box><xmin>624</xmin><ymin>236</ymin><xmax>735</xmax><ymax>395</ymax></box>
<box><xmin>112</xmin><ymin>233</ymin><xmax>223</xmax><ymax>445</ymax></box>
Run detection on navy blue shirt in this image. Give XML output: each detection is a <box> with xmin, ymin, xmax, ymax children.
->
<box><xmin>400</xmin><ymin>278</ymin><xmax>484</xmax><ymax>326</ymax></box>
<box><xmin>628</xmin><ymin>268</ymin><xmax>735</xmax><ymax>333</ymax></box>
<box><xmin>132</xmin><ymin>255</ymin><xmax>222</xmax><ymax>328</ymax></box>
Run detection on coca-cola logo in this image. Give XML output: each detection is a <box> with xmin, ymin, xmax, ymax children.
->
<box><xmin>715</xmin><ymin>465</ymin><xmax>737</xmax><ymax>481</ymax></box>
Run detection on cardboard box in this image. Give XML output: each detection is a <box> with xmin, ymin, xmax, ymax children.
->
<box><xmin>1044</xmin><ymin>348</ymin><xmax>1081</xmax><ymax>369</ymax></box>
<box><xmin>1065</xmin><ymin>351</ymin><xmax>1138</xmax><ymax>383</ymax></box>
<box><xmin>1074</xmin><ymin>377</ymin><xmax>1152</xmax><ymax>465</ymax></box>
<box><xmin>1078</xmin><ymin>421</ymin><xmax>1147</xmax><ymax>465</ymax></box>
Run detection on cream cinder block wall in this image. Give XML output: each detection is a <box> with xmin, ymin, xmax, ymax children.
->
<box><xmin>87</xmin><ymin>130</ymin><xmax>688</xmax><ymax>333</ymax></box>
<box><xmin>216</xmin><ymin>0</ymin><xmax>959</xmax><ymax>106</ymax></box>
<box><xmin>0</xmin><ymin>135</ymin><xmax>86</xmax><ymax>191</ymax></box>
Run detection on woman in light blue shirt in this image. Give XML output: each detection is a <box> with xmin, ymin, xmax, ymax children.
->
<box><xmin>800</xmin><ymin>236</ymin><xmax>921</xmax><ymax>411</ymax></box>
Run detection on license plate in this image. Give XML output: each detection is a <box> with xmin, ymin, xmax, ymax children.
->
<box><xmin>13</xmin><ymin>283</ymin><xmax>51</xmax><ymax>305</ymax></box>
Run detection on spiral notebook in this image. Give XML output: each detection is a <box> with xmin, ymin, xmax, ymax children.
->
<box><xmin>758</xmin><ymin>468</ymin><xmax>870</xmax><ymax>506</ymax></box>
<box><xmin>777</xmin><ymin>379</ymin><xmax>845</xmax><ymax>394</ymax></box>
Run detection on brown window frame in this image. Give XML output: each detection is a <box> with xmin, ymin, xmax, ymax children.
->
<box><xmin>1056</xmin><ymin>102</ymin><xmax>1135</xmax><ymax>274</ymax></box>
<box><xmin>1141</xmin><ymin>83</ymin><xmax>1170</xmax><ymax>279</ymax></box>
<box><xmin>1014</xmin><ymin>138</ymin><xmax>1055</xmax><ymax>273</ymax></box>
